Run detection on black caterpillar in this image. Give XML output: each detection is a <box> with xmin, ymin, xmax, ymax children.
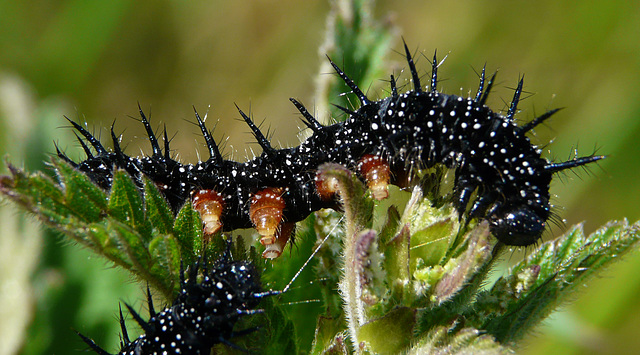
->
<box><xmin>78</xmin><ymin>252</ymin><xmax>278</xmax><ymax>354</ymax></box>
<box><xmin>58</xmin><ymin>43</ymin><xmax>604</xmax><ymax>257</ymax></box>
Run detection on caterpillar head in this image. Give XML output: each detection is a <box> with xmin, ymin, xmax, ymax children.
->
<box><xmin>490</xmin><ymin>206</ymin><xmax>547</xmax><ymax>246</ymax></box>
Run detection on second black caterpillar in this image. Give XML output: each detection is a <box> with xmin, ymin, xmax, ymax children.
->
<box><xmin>78</xmin><ymin>252</ymin><xmax>277</xmax><ymax>354</ymax></box>
<box><xmin>58</xmin><ymin>43</ymin><xmax>604</xmax><ymax>258</ymax></box>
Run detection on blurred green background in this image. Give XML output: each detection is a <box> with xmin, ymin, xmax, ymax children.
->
<box><xmin>0</xmin><ymin>1</ymin><xmax>638</xmax><ymax>354</ymax></box>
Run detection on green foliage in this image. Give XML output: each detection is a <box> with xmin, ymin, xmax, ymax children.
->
<box><xmin>0</xmin><ymin>159</ymin><xmax>202</xmax><ymax>299</ymax></box>
<box><xmin>473</xmin><ymin>220</ymin><xmax>640</xmax><ymax>344</ymax></box>
<box><xmin>1</xmin><ymin>0</ymin><xmax>638</xmax><ymax>354</ymax></box>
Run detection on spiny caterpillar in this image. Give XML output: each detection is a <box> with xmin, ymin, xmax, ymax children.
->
<box><xmin>77</xmin><ymin>251</ymin><xmax>279</xmax><ymax>354</ymax></box>
<box><xmin>57</xmin><ymin>43</ymin><xmax>604</xmax><ymax>258</ymax></box>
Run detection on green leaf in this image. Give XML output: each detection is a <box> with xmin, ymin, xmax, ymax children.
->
<box><xmin>378</xmin><ymin>205</ymin><xmax>401</xmax><ymax>245</ymax></box>
<box><xmin>109</xmin><ymin>219</ymin><xmax>152</xmax><ymax>271</ymax></box>
<box><xmin>85</xmin><ymin>220</ymin><xmax>131</xmax><ymax>267</ymax></box>
<box><xmin>383</xmin><ymin>224</ymin><xmax>411</xmax><ymax>306</ymax></box>
<box><xmin>173</xmin><ymin>200</ymin><xmax>201</xmax><ymax>266</ymax></box>
<box><xmin>409</xmin><ymin>325</ymin><xmax>509</xmax><ymax>355</ymax></box>
<box><xmin>410</xmin><ymin>219</ymin><xmax>456</xmax><ymax>268</ymax></box>
<box><xmin>54</xmin><ymin>158</ymin><xmax>107</xmax><ymax>222</ymax></box>
<box><xmin>0</xmin><ymin>158</ymin><xmax>188</xmax><ymax>302</ymax></box>
<box><xmin>358</xmin><ymin>307</ymin><xmax>416</xmax><ymax>353</ymax></box>
<box><xmin>429</xmin><ymin>223</ymin><xmax>492</xmax><ymax>305</ymax></box>
<box><xmin>148</xmin><ymin>234</ymin><xmax>181</xmax><ymax>298</ymax></box>
<box><xmin>144</xmin><ymin>176</ymin><xmax>174</xmax><ymax>235</ymax></box>
<box><xmin>478</xmin><ymin>220</ymin><xmax>640</xmax><ymax>343</ymax></box>
<box><xmin>310</xmin><ymin>316</ymin><xmax>346</xmax><ymax>355</ymax></box>
<box><xmin>260</xmin><ymin>298</ymin><xmax>299</xmax><ymax>355</ymax></box>
<box><xmin>22</xmin><ymin>174</ymin><xmax>75</xmax><ymax>223</ymax></box>
<box><xmin>1</xmin><ymin>163</ymin><xmax>74</xmax><ymax>224</ymax></box>
<box><xmin>107</xmin><ymin>170</ymin><xmax>152</xmax><ymax>242</ymax></box>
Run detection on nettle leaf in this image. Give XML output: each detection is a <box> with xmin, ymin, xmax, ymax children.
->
<box><xmin>54</xmin><ymin>157</ymin><xmax>108</xmax><ymax>222</ymax></box>
<box><xmin>257</xmin><ymin>297</ymin><xmax>299</xmax><ymax>355</ymax></box>
<box><xmin>474</xmin><ymin>220</ymin><xmax>640</xmax><ymax>343</ymax></box>
<box><xmin>109</xmin><ymin>218</ymin><xmax>152</xmax><ymax>270</ymax></box>
<box><xmin>149</xmin><ymin>234</ymin><xmax>181</xmax><ymax>294</ymax></box>
<box><xmin>409</xmin><ymin>325</ymin><xmax>509</xmax><ymax>355</ymax></box>
<box><xmin>144</xmin><ymin>176</ymin><xmax>175</xmax><ymax>235</ymax></box>
<box><xmin>429</xmin><ymin>222</ymin><xmax>493</xmax><ymax>306</ymax></box>
<box><xmin>382</xmin><ymin>222</ymin><xmax>411</xmax><ymax>306</ymax></box>
<box><xmin>310</xmin><ymin>316</ymin><xmax>347</xmax><ymax>355</ymax></box>
<box><xmin>172</xmin><ymin>199</ymin><xmax>201</xmax><ymax>267</ymax></box>
<box><xmin>1</xmin><ymin>162</ymin><xmax>76</xmax><ymax>225</ymax></box>
<box><xmin>358</xmin><ymin>307</ymin><xmax>416</xmax><ymax>353</ymax></box>
<box><xmin>0</xmin><ymin>158</ymin><xmax>197</xmax><ymax>300</ymax></box>
<box><xmin>108</xmin><ymin>170</ymin><xmax>153</xmax><ymax>242</ymax></box>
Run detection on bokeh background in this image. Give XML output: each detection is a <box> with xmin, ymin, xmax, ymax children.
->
<box><xmin>0</xmin><ymin>1</ymin><xmax>638</xmax><ymax>354</ymax></box>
